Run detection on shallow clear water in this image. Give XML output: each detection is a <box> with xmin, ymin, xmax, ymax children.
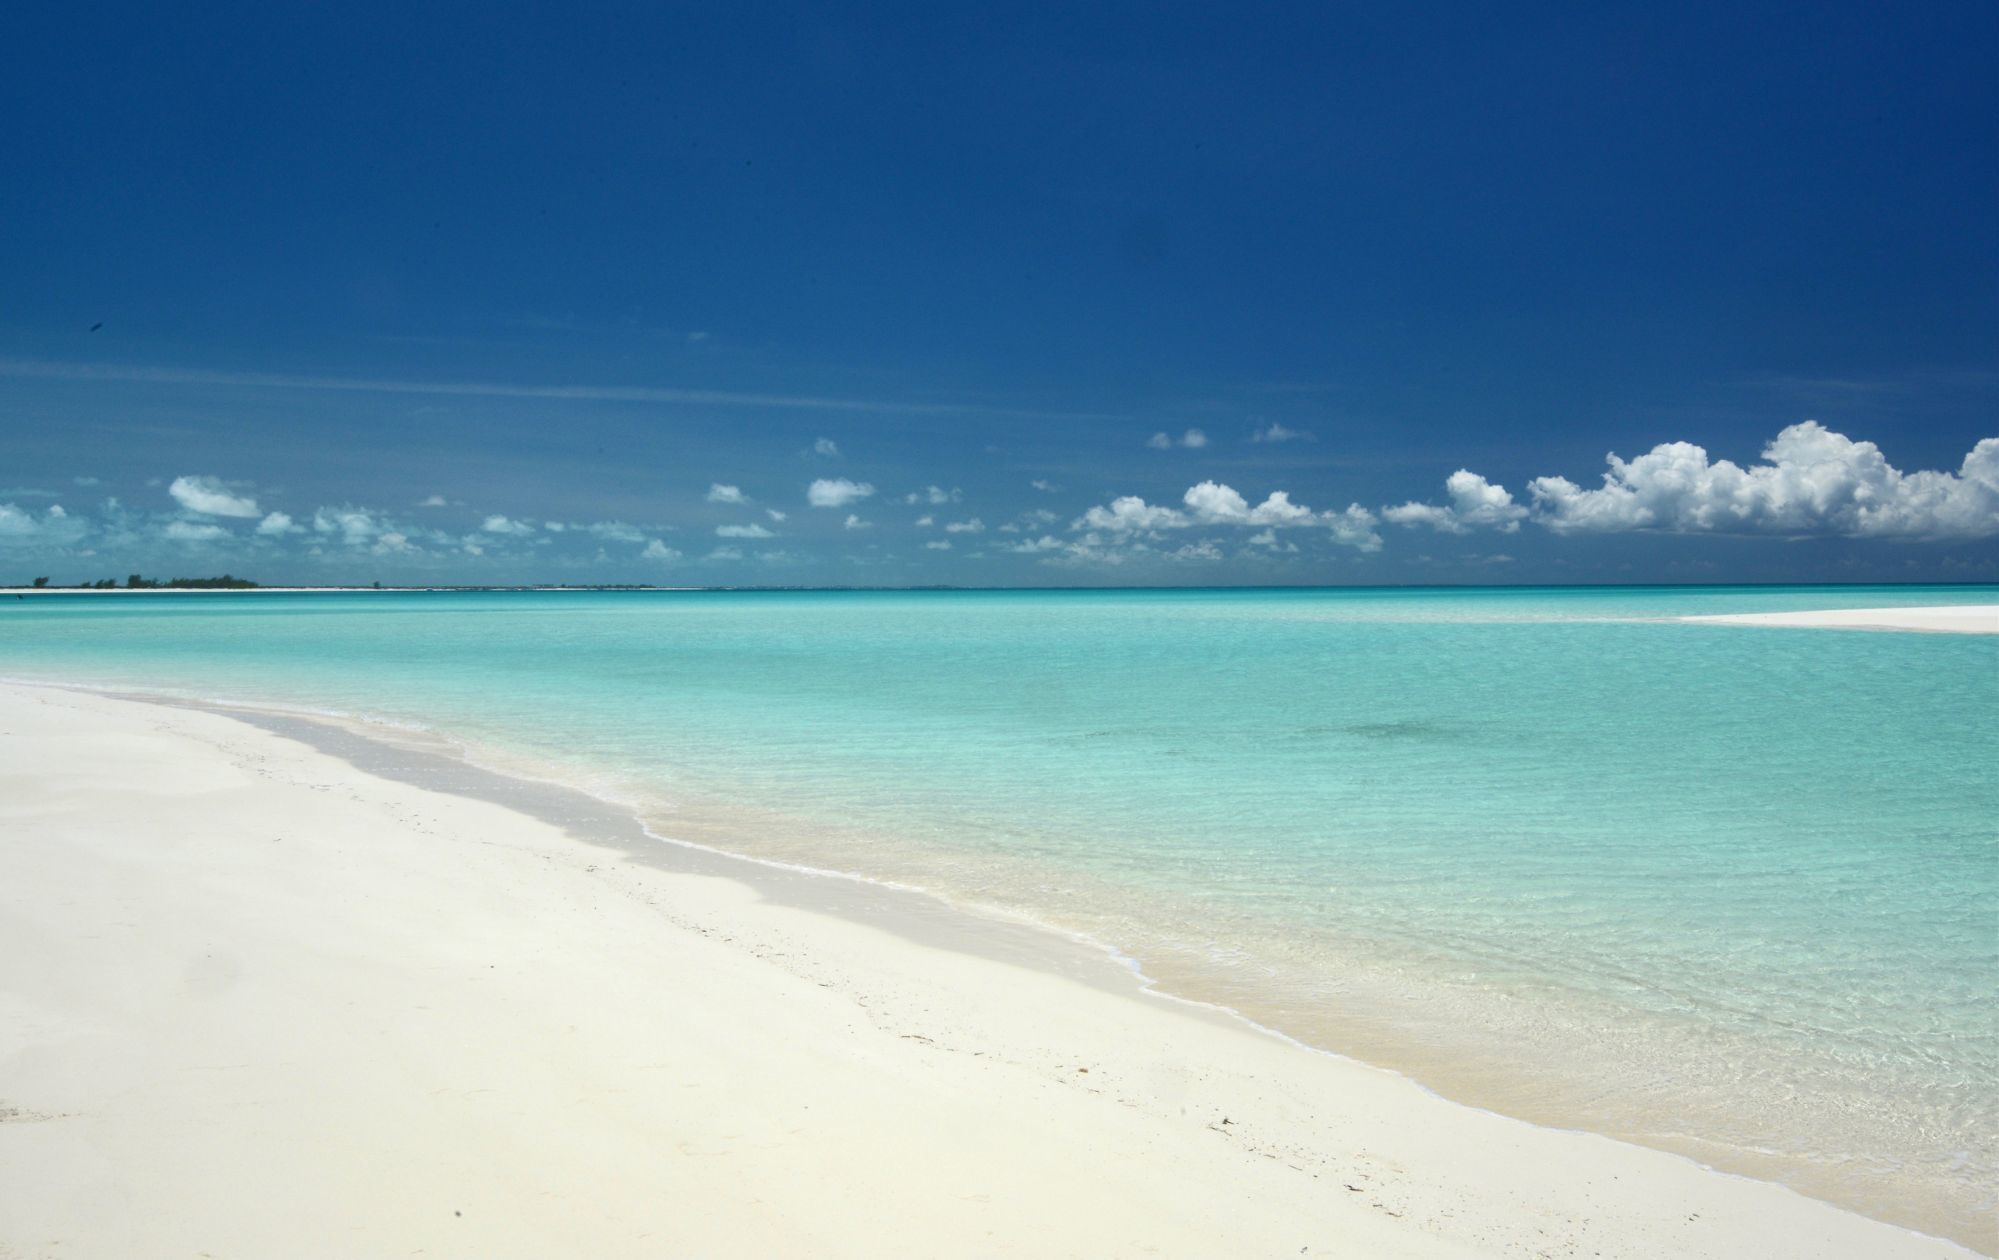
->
<box><xmin>4</xmin><ymin>585</ymin><xmax>1994</xmax><ymax>1243</ymax></box>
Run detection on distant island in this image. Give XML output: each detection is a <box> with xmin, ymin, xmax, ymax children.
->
<box><xmin>4</xmin><ymin>578</ymin><xmax>685</xmax><ymax>593</ymax></box>
<box><xmin>15</xmin><ymin>573</ymin><xmax>261</xmax><ymax>590</ymax></box>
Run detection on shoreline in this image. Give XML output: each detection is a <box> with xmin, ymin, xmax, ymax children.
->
<box><xmin>157</xmin><ymin>675</ymin><xmax>1999</xmax><ymax>1247</ymax></box>
<box><xmin>0</xmin><ymin>680</ymin><xmax>1983</xmax><ymax>1257</ymax></box>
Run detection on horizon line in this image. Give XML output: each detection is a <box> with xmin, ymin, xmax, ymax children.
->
<box><xmin>9</xmin><ymin>579</ymin><xmax>1997</xmax><ymax>594</ymax></box>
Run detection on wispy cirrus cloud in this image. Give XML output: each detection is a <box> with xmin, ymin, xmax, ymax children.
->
<box><xmin>0</xmin><ymin>358</ymin><xmax>1127</xmax><ymax>422</ymax></box>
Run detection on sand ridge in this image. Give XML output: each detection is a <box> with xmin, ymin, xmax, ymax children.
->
<box><xmin>1682</xmin><ymin>605</ymin><xmax>1998</xmax><ymax>634</ymax></box>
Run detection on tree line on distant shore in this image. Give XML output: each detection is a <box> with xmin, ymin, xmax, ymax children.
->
<box><xmin>17</xmin><ymin>574</ymin><xmax>260</xmax><ymax>590</ymax></box>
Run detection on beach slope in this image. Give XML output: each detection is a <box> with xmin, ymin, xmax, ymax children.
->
<box><xmin>0</xmin><ymin>684</ymin><xmax>1976</xmax><ymax>1258</ymax></box>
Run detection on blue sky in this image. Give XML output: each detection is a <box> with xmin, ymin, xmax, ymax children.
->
<box><xmin>2</xmin><ymin>2</ymin><xmax>1994</xmax><ymax>586</ymax></box>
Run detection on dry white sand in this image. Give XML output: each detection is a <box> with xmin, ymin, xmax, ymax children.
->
<box><xmin>0</xmin><ymin>683</ymin><xmax>1979</xmax><ymax>1258</ymax></box>
<box><xmin>1683</xmin><ymin>604</ymin><xmax>1999</xmax><ymax>634</ymax></box>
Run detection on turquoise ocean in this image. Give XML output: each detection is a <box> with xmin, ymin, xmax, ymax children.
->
<box><xmin>3</xmin><ymin>585</ymin><xmax>1994</xmax><ymax>1243</ymax></box>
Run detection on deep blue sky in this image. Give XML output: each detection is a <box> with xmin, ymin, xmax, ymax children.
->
<box><xmin>2</xmin><ymin>2</ymin><xmax>1994</xmax><ymax>585</ymax></box>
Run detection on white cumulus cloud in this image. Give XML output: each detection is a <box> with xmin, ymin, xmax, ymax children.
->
<box><xmin>0</xmin><ymin>502</ymin><xmax>90</xmax><ymax>550</ymax></box>
<box><xmin>1076</xmin><ymin>495</ymin><xmax>1190</xmax><ymax>532</ymax></box>
<box><xmin>1073</xmin><ymin>482</ymin><xmax>1381</xmax><ymax>552</ymax></box>
<box><xmin>0</xmin><ymin>504</ymin><xmax>39</xmax><ymax>536</ymax></box>
<box><xmin>313</xmin><ymin>506</ymin><xmax>385</xmax><ymax>546</ymax></box>
<box><xmin>707</xmin><ymin>483</ymin><xmax>748</xmax><ymax>504</ymax></box>
<box><xmin>808</xmin><ymin>478</ymin><xmax>875</xmax><ymax>508</ymax></box>
<box><xmin>717</xmin><ymin>523</ymin><xmax>775</xmax><ymax>538</ymax></box>
<box><xmin>163</xmin><ymin>520</ymin><xmax>230</xmax><ymax>542</ymax></box>
<box><xmin>813</xmin><ymin>437</ymin><xmax>840</xmax><ymax>457</ymax></box>
<box><xmin>1002</xmin><ymin>535</ymin><xmax>1067</xmax><ymax>554</ymax></box>
<box><xmin>944</xmin><ymin>518</ymin><xmax>985</xmax><ymax>533</ymax></box>
<box><xmin>1318</xmin><ymin>506</ymin><xmax>1384</xmax><ymax>551</ymax></box>
<box><xmin>642</xmin><ymin>539</ymin><xmax>681</xmax><ymax>561</ymax></box>
<box><xmin>482</xmin><ymin>515</ymin><xmax>536</xmax><ymax>536</ymax></box>
<box><xmin>169</xmin><ymin>475</ymin><xmax>260</xmax><ymax>518</ymax></box>
<box><xmin>586</xmin><ymin>521</ymin><xmax>646</xmax><ymax>543</ymax></box>
<box><xmin>1147</xmin><ymin>428</ymin><xmax>1208</xmax><ymax>450</ymax></box>
<box><xmin>1523</xmin><ymin>423</ymin><xmax>1999</xmax><ymax>539</ymax></box>
<box><xmin>1247</xmin><ymin>528</ymin><xmax>1300</xmax><ymax>552</ymax></box>
<box><xmin>255</xmin><ymin>511</ymin><xmax>299</xmax><ymax>536</ymax></box>
<box><xmin>1183</xmin><ymin>482</ymin><xmax>1319</xmax><ymax>527</ymax></box>
<box><xmin>0</xmin><ymin>503</ymin><xmax>68</xmax><ymax>538</ymax></box>
<box><xmin>844</xmin><ymin>514</ymin><xmax>871</xmax><ymax>530</ymax></box>
<box><xmin>924</xmin><ymin>539</ymin><xmax>952</xmax><ymax>550</ymax></box>
<box><xmin>1383</xmin><ymin>471</ymin><xmax>1530</xmax><ymax>534</ymax></box>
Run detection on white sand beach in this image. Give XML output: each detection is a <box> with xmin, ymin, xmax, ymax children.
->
<box><xmin>1683</xmin><ymin>605</ymin><xmax>1999</xmax><ymax>634</ymax></box>
<box><xmin>0</xmin><ymin>682</ymin><xmax>1979</xmax><ymax>1258</ymax></box>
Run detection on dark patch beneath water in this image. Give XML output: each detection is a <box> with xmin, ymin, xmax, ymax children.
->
<box><xmin>1291</xmin><ymin>721</ymin><xmax>1457</xmax><ymax>741</ymax></box>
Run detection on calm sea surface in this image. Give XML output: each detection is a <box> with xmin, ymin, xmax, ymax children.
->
<box><xmin>4</xmin><ymin>585</ymin><xmax>1994</xmax><ymax>1242</ymax></box>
